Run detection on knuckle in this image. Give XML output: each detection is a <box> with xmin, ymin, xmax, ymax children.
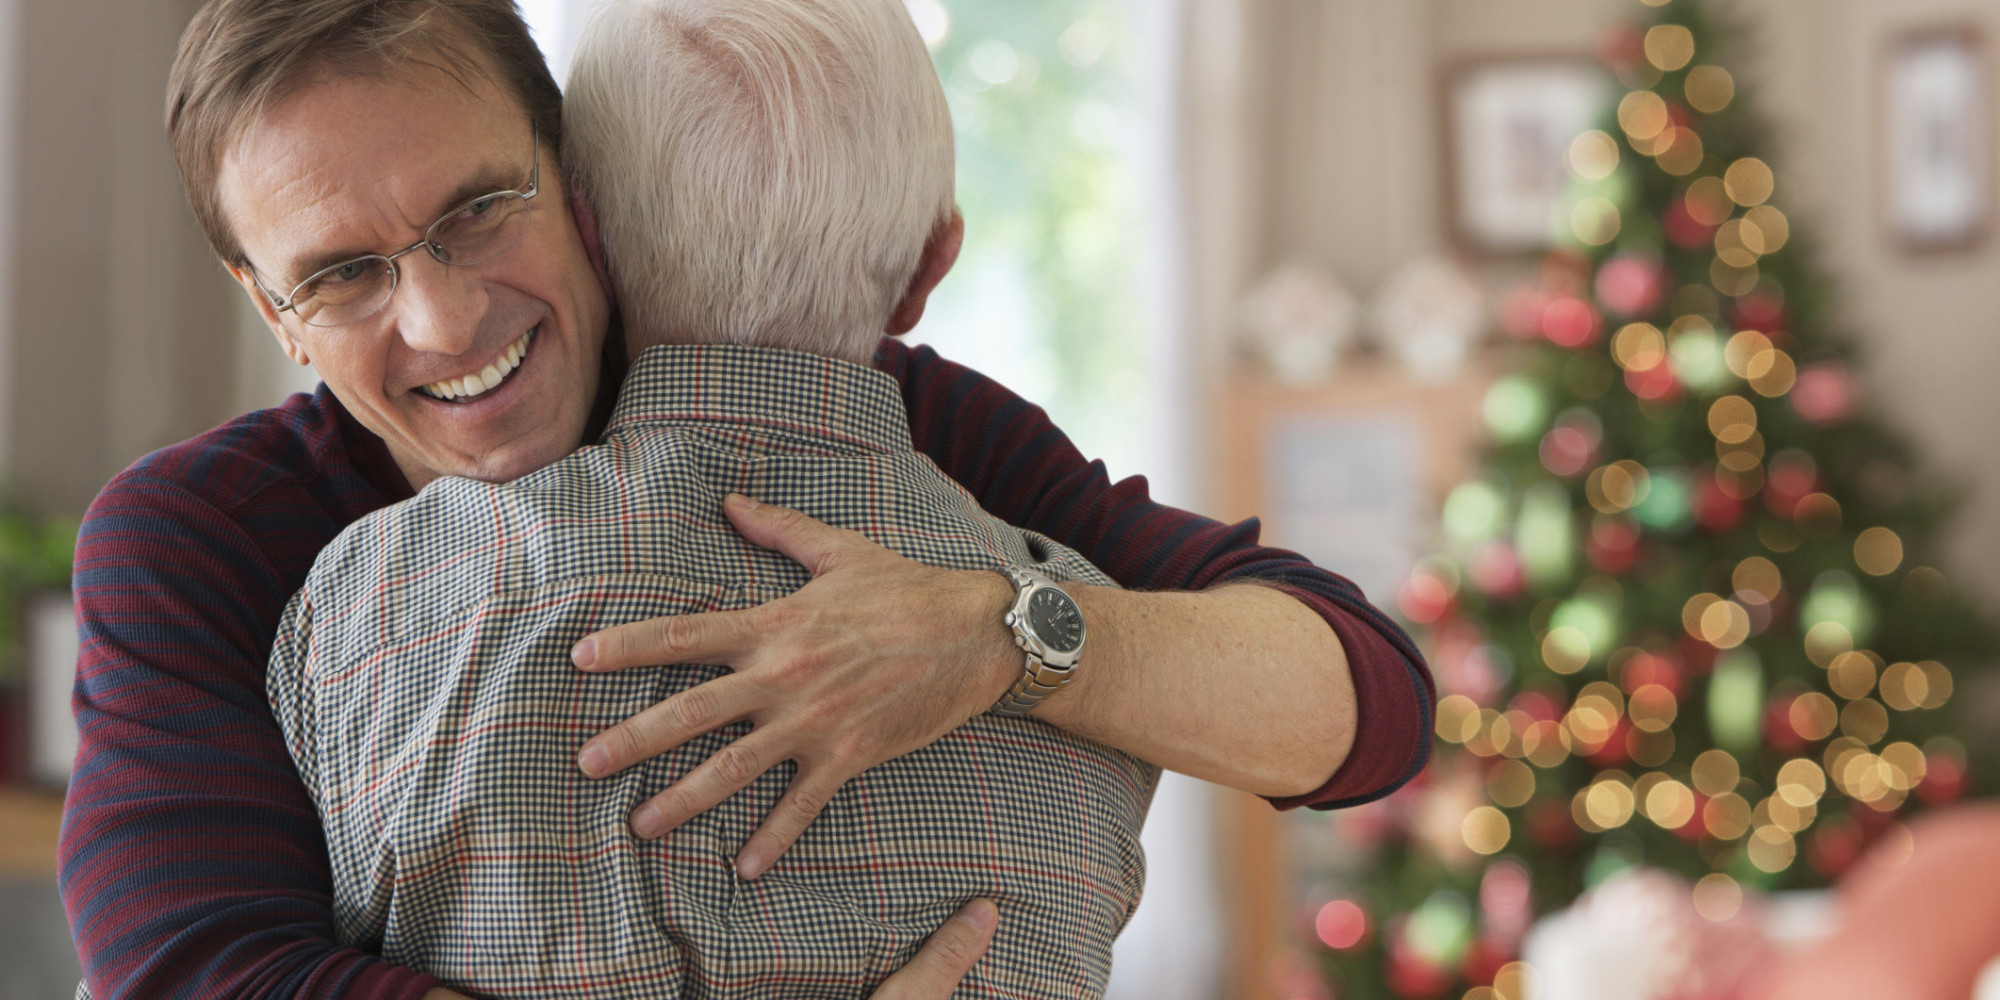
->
<box><xmin>926</xmin><ymin>927</ymin><xmax>978</xmax><ymax>969</ymax></box>
<box><xmin>781</xmin><ymin>785</ymin><xmax>826</xmax><ymax>825</ymax></box>
<box><xmin>711</xmin><ymin>743</ymin><xmax>762</xmax><ymax>787</ymax></box>
<box><xmin>609</xmin><ymin>723</ymin><xmax>650</xmax><ymax>762</ymax></box>
<box><xmin>666</xmin><ymin>687</ymin><xmax>718</xmax><ymax>733</ymax></box>
<box><xmin>659</xmin><ymin>616</ymin><xmax>702</xmax><ymax>657</ymax></box>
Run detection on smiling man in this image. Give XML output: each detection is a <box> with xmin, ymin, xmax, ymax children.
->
<box><xmin>60</xmin><ymin>0</ymin><xmax>1435</xmax><ymax>997</ymax></box>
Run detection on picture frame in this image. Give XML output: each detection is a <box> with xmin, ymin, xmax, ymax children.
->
<box><xmin>1443</xmin><ymin>56</ymin><xmax>1614</xmax><ymax>255</ymax></box>
<box><xmin>1881</xmin><ymin>27</ymin><xmax>1993</xmax><ymax>253</ymax></box>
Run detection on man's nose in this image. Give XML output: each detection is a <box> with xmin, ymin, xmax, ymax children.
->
<box><xmin>388</xmin><ymin>255</ymin><xmax>486</xmax><ymax>356</ymax></box>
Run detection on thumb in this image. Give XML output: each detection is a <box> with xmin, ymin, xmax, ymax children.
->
<box><xmin>721</xmin><ymin>493</ymin><xmax>858</xmax><ymax>576</ymax></box>
<box><xmin>868</xmin><ymin>899</ymin><xmax>998</xmax><ymax>999</ymax></box>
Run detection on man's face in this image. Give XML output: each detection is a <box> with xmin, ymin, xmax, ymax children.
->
<box><xmin>220</xmin><ymin>64</ymin><xmax>609</xmax><ymax>488</ymax></box>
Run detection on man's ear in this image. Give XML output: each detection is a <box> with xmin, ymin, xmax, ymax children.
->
<box><xmin>226</xmin><ymin>263</ymin><xmax>312</xmax><ymax>366</ymax></box>
<box><xmin>885</xmin><ymin>210</ymin><xmax>963</xmax><ymax>336</ymax></box>
<box><xmin>570</xmin><ymin>189</ymin><xmax>615</xmax><ymax>303</ymax></box>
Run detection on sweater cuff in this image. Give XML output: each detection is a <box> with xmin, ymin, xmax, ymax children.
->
<box><xmin>1261</xmin><ymin>584</ymin><xmax>1432</xmax><ymax>812</ymax></box>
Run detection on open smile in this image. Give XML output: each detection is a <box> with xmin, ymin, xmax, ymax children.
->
<box><xmin>419</xmin><ymin>327</ymin><xmax>536</xmax><ymax>402</ymax></box>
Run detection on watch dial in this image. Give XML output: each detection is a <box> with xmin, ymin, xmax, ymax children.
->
<box><xmin>1028</xmin><ymin>588</ymin><xmax>1084</xmax><ymax>653</ymax></box>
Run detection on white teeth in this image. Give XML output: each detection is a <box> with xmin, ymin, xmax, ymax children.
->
<box><xmin>421</xmin><ymin>328</ymin><xmax>536</xmax><ymax>401</ymax></box>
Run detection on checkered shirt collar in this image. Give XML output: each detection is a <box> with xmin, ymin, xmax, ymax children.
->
<box><xmin>608</xmin><ymin>344</ymin><xmax>913</xmax><ymax>454</ymax></box>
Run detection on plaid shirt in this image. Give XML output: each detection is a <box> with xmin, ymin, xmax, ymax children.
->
<box><xmin>267</xmin><ymin>345</ymin><xmax>1158</xmax><ymax>1000</ymax></box>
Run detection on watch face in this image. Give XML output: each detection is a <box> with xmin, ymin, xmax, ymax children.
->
<box><xmin>1027</xmin><ymin>587</ymin><xmax>1084</xmax><ymax>653</ymax></box>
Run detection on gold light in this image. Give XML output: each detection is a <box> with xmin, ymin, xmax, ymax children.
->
<box><xmin>1880</xmin><ymin>662</ymin><xmax>1924</xmax><ymax>711</ymax></box>
<box><xmin>1526</xmin><ymin>720</ymin><xmax>1571</xmax><ymax>768</ymax></box>
<box><xmin>1646</xmin><ymin>778</ymin><xmax>1697</xmax><ymax>829</ymax></box>
<box><xmin>1776</xmin><ymin>758</ymin><xmax>1827</xmax><ymax>806</ymax></box>
<box><xmin>1789</xmin><ymin>692</ymin><xmax>1838</xmax><ymax>741</ymax></box>
<box><xmin>1587</xmin><ymin>461</ymin><xmax>1650</xmax><ymax>513</ymax></box>
<box><xmin>1683</xmin><ymin>593</ymin><xmax>1723</xmax><ymax>637</ymax></box>
<box><xmin>1543</xmin><ymin>626</ymin><xmax>1592</xmax><ymax>675</ymax></box>
<box><xmin>1488</xmin><ymin>759</ymin><xmax>1536</xmax><ymax>808</ymax></box>
<box><xmin>1747</xmin><ymin>826</ymin><xmax>1796</xmax><ymax>873</ymax></box>
<box><xmin>1463</xmin><ymin>806</ymin><xmax>1512</xmax><ymax>855</ymax></box>
<box><xmin>1804</xmin><ymin>621</ymin><xmax>1854</xmax><ymax>666</ymax></box>
<box><xmin>1704</xmin><ymin>791</ymin><xmax>1752</xmax><ymax>839</ymax></box>
<box><xmin>1764</xmin><ymin>793</ymin><xmax>1815</xmax><ymax>834</ymax></box>
<box><xmin>1629</xmin><ymin>684</ymin><xmax>1679</xmax><ymax>732</ymax></box>
<box><xmin>1437</xmin><ymin>694</ymin><xmax>1480</xmax><ymax>742</ymax></box>
<box><xmin>1823</xmin><ymin>736</ymin><xmax>1867</xmax><ymax>783</ymax></box>
<box><xmin>1794</xmin><ymin>493</ymin><xmax>1843</xmax><ymax>536</ymax></box>
<box><xmin>1744</xmin><ymin>205</ymin><xmax>1791</xmax><ymax>253</ymax></box>
<box><xmin>1748</xmin><ymin>349</ymin><xmax>1798</xmax><ymax>397</ymax></box>
<box><xmin>1646</xmin><ymin>24</ymin><xmax>1697</xmax><ymax>71</ymax></box>
<box><xmin>1710</xmin><ymin>258</ymin><xmax>1760</xmax><ymax>297</ymax></box>
<box><xmin>1699</xmin><ymin>599</ymin><xmax>1752</xmax><ymax>649</ymax></box>
<box><xmin>1918</xmin><ymin>661</ymin><xmax>1954</xmax><ymax>709</ymax></box>
<box><xmin>1493</xmin><ymin>963</ymin><xmax>1540</xmax><ymax>1000</ymax></box>
<box><xmin>1828</xmin><ymin>651</ymin><xmax>1879</xmax><ymax>700</ymax></box>
<box><xmin>1841</xmin><ymin>698</ymin><xmax>1889</xmax><ymax>743</ymax></box>
<box><xmin>1569</xmin><ymin>130</ymin><xmax>1622</xmax><ymax>180</ymax></box>
<box><xmin>1855</xmin><ymin>527</ymin><xmax>1905</xmax><ymax>576</ymax></box>
<box><xmin>1685</xmin><ymin>177</ymin><xmax>1735</xmax><ymax>225</ymax></box>
<box><xmin>1693</xmin><ymin>873</ymin><xmax>1743</xmax><ymax>922</ymax></box>
<box><xmin>1656</xmin><ymin>128</ymin><xmax>1705</xmax><ymax>176</ymax></box>
<box><xmin>1903</xmin><ymin>566</ymin><xmax>1950</xmax><ymax>607</ymax></box>
<box><xmin>1880</xmin><ymin>742</ymin><xmax>1928</xmax><ymax>788</ymax></box>
<box><xmin>1586</xmin><ymin>779</ymin><xmax>1637</xmax><ymax>829</ymax></box>
<box><xmin>1685</xmin><ymin>65</ymin><xmax>1736</xmax><ymax>113</ymax></box>
<box><xmin>1725</xmin><ymin>330</ymin><xmax>1774</xmax><ymax>376</ymax></box>
<box><xmin>1613</xmin><ymin>323</ymin><xmax>1668</xmax><ymax>370</ymax></box>
<box><xmin>1708</xmin><ymin>396</ymin><xmax>1758</xmax><ymax>442</ymax></box>
<box><xmin>1732</xmin><ymin>557</ymin><xmax>1783</xmax><ymax>603</ymax></box>
<box><xmin>1692</xmin><ymin>749</ymin><xmax>1741</xmax><ymax>796</ymax></box>
<box><xmin>1619</xmin><ymin>91</ymin><xmax>1671</xmax><ymax>142</ymax></box>
<box><xmin>1724</xmin><ymin>157</ymin><xmax>1775</xmax><ymax>206</ymax></box>
<box><xmin>1714</xmin><ymin>219</ymin><xmax>1761</xmax><ymax>267</ymax></box>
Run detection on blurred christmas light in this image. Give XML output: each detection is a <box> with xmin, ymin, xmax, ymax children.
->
<box><xmin>1612</xmin><ymin>323</ymin><xmax>1666</xmax><ymax>370</ymax></box>
<box><xmin>1618</xmin><ymin>90</ymin><xmax>1670</xmax><ymax>142</ymax></box>
<box><xmin>902</xmin><ymin>0</ymin><xmax>950</xmax><ymax>47</ymax></box>
<box><xmin>1644</xmin><ymin>24</ymin><xmax>1696</xmax><ymax>70</ymax></box>
<box><xmin>1776</xmin><ymin>758</ymin><xmax>1827</xmax><ymax>806</ymax></box>
<box><xmin>1445</xmin><ymin>481</ymin><xmax>1509</xmax><ymax>545</ymax></box>
<box><xmin>1692</xmin><ymin>749</ymin><xmax>1741</xmax><ymax>796</ymax></box>
<box><xmin>1707</xmin><ymin>395</ymin><xmax>1757</xmax><ymax>442</ymax></box>
<box><xmin>1788</xmin><ymin>692</ymin><xmax>1838</xmax><ymax>741</ymax></box>
<box><xmin>1723</xmin><ymin>157</ymin><xmax>1775</xmax><ymax>206</ymax></box>
<box><xmin>1691</xmin><ymin>873</ymin><xmax>1742</xmax><ymax>922</ymax></box>
<box><xmin>1747</xmin><ymin>348</ymin><xmax>1797</xmax><ymax>397</ymax></box>
<box><xmin>1703</xmin><ymin>792</ymin><xmax>1751</xmax><ymax>840</ymax></box>
<box><xmin>1438</xmin><ymin>694</ymin><xmax>1481</xmax><ymax>743</ymax></box>
<box><xmin>1632</xmin><ymin>469</ymin><xmax>1692</xmax><ymax>532</ymax></box>
<box><xmin>1483</xmin><ymin>376</ymin><xmax>1550</xmax><ymax>442</ymax></box>
<box><xmin>1791</xmin><ymin>363</ymin><xmax>1857</xmax><ymax>425</ymax></box>
<box><xmin>1684</xmin><ymin>64</ymin><xmax>1735</xmax><ymax>113</ymax></box>
<box><xmin>1407</xmin><ymin>891</ymin><xmax>1476</xmax><ymax>968</ymax></box>
<box><xmin>1542</xmin><ymin>627</ymin><xmax>1592</xmax><ymax>675</ymax></box>
<box><xmin>1854</xmin><ymin>527</ymin><xmax>1904</xmax><ymax>576</ymax></box>
<box><xmin>1463</xmin><ymin>806</ymin><xmax>1512</xmax><ymax>855</ymax></box>
<box><xmin>1793</xmin><ymin>492</ymin><xmax>1843</xmax><ymax>537</ymax></box>
<box><xmin>1572</xmin><ymin>197</ymin><xmax>1622</xmax><ymax>246</ymax></box>
<box><xmin>1803</xmin><ymin>570</ymin><xmax>1873</xmax><ymax>644</ymax></box>
<box><xmin>1746</xmin><ymin>826</ymin><xmax>1796</xmax><ymax>873</ymax></box>
<box><xmin>1487</xmin><ymin>759</ymin><xmax>1536</xmax><ymax>808</ymax></box>
<box><xmin>1901</xmin><ymin>565</ymin><xmax>1950</xmax><ymax>608</ymax></box>
<box><xmin>1840</xmin><ymin>697</ymin><xmax>1889</xmax><ymax>744</ymax></box>
<box><xmin>1654</xmin><ymin>127</ymin><xmax>1705</xmax><ymax>175</ymax></box>
<box><xmin>1827</xmin><ymin>650</ymin><xmax>1880</xmax><ymax>700</ymax></box>
<box><xmin>1585</xmin><ymin>778</ymin><xmax>1637</xmax><ymax>829</ymax></box>
<box><xmin>1517</xmin><ymin>482</ymin><xmax>1578</xmax><ymax>587</ymax></box>
<box><xmin>1669</xmin><ymin>323</ymin><xmax>1730</xmax><ymax>391</ymax></box>
<box><xmin>1709</xmin><ymin>257</ymin><xmax>1759</xmax><ymax>296</ymax></box>
<box><xmin>1542</xmin><ymin>296</ymin><xmax>1603</xmax><ymax>348</ymax></box>
<box><xmin>1628</xmin><ymin>684</ymin><xmax>1678</xmax><ymax>732</ymax></box>
<box><xmin>1645</xmin><ymin>778</ymin><xmax>1697</xmax><ymax>829</ymax></box>
<box><xmin>1315</xmin><ymin>899</ymin><xmax>1369</xmax><ymax>950</ymax></box>
<box><xmin>1569</xmin><ymin>129</ymin><xmax>1622</xmax><ymax>180</ymax></box>
<box><xmin>1743</xmin><ymin>205</ymin><xmax>1790</xmax><ymax>252</ymax></box>
<box><xmin>1596</xmin><ymin>256</ymin><xmax>1666</xmax><ymax>316</ymax></box>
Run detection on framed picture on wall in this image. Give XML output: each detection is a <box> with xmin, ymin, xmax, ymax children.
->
<box><xmin>1444</xmin><ymin>57</ymin><xmax>1614</xmax><ymax>255</ymax></box>
<box><xmin>1882</xmin><ymin>28</ymin><xmax>1993</xmax><ymax>253</ymax></box>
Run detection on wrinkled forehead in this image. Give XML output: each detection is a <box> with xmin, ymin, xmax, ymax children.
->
<box><xmin>219</xmin><ymin>62</ymin><xmax>536</xmax><ymax>280</ymax></box>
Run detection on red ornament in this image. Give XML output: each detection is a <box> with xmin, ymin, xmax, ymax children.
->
<box><xmin>1791</xmin><ymin>363</ymin><xmax>1858</xmax><ymax>426</ymax></box>
<box><xmin>1676</xmin><ymin>634</ymin><xmax>1719</xmax><ymax>676</ymax></box>
<box><xmin>1809</xmin><ymin>818</ymin><xmax>1865</xmax><ymax>878</ymax></box>
<box><xmin>1762</xmin><ymin>695</ymin><xmax>1807</xmax><ymax>755</ymax></box>
<box><xmin>1500</xmin><ymin>286</ymin><xmax>1552</xmax><ymax>340</ymax></box>
<box><xmin>1665</xmin><ymin>196</ymin><xmax>1719</xmax><ymax>249</ymax></box>
<box><xmin>1586</xmin><ymin>516</ymin><xmax>1642</xmax><ymax>575</ymax></box>
<box><xmin>1539</xmin><ymin>425</ymin><xmax>1596</xmax><ymax>477</ymax></box>
<box><xmin>1731</xmin><ymin>292</ymin><xmax>1787</xmax><ymax>332</ymax></box>
<box><xmin>1764</xmin><ymin>455</ymin><xmax>1819</xmax><ymax>517</ymax></box>
<box><xmin>1398</xmin><ymin>572</ymin><xmax>1456</xmax><ymax>624</ymax></box>
<box><xmin>1624</xmin><ymin>359</ymin><xmax>1682</xmax><ymax>401</ymax></box>
<box><xmin>1694</xmin><ymin>474</ymin><xmax>1746</xmax><ymax>532</ymax></box>
<box><xmin>1596</xmin><ymin>24</ymin><xmax>1645</xmax><ymax>70</ymax></box>
<box><xmin>1918</xmin><ymin>754</ymin><xmax>1967</xmax><ymax>806</ymax></box>
<box><xmin>1509</xmin><ymin>690</ymin><xmax>1562</xmax><ymax>724</ymax></box>
<box><xmin>1459</xmin><ymin>937</ymin><xmax>1512</xmax><ymax>987</ymax></box>
<box><xmin>1619</xmin><ymin>651</ymin><xmax>1684</xmax><ymax>698</ymax></box>
<box><xmin>1315</xmin><ymin>899</ymin><xmax>1371</xmax><ymax>950</ymax></box>
<box><xmin>1542</xmin><ymin>296</ymin><xmax>1603</xmax><ymax>348</ymax></box>
<box><xmin>1468</xmin><ymin>541</ymin><xmax>1528</xmax><ymax>599</ymax></box>
<box><xmin>1596</xmin><ymin>255</ymin><xmax>1667</xmax><ymax>317</ymax></box>
<box><xmin>1586</xmin><ymin>717</ymin><xmax>1634</xmax><ymax>767</ymax></box>
<box><xmin>1386</xmin><ymin>926</ymin><xmax>1455</xmax><ymax>999</ymax></box>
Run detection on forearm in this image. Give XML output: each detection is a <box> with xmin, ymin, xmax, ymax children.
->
<box><xmin>984</xmin><ymin>579</ymin><xmax>1357</xmax><ymax>797</ymax></box>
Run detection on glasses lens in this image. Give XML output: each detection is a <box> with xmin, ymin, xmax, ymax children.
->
<box><xmin>428</xmin><ymin>192</ymin><xmax>532</xmax><ymax>266</ymax></box>
<box><xmin>296</xmin><ymin>256</ymin><xmax>396</xmax><ymax>327</ymax></box>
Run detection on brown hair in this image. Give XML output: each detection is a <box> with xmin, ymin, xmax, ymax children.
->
<box><xmin>166</xmin><ymin>0</ymin><xmax>563</xmax><ymax>266</ymax></box>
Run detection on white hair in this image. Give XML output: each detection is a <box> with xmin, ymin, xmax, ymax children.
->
<box><xmin>563</xmin><ymin>0</ymin><xmax>955</xmax><ymax>364</ymax></box>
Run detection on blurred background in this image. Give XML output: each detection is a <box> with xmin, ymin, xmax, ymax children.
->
<box><xmin>2</xmin><ymin>0</ymin><xmax>1999</xmax><ymax>997</ymax></box>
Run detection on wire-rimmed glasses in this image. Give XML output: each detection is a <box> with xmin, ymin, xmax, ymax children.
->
<box><xmin>256</xmin><ymin>127</ymin><xmax>541</xmax><ymax>328</ymax></box>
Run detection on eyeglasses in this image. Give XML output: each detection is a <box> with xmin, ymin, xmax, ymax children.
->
<box><xmin>255</xmin><ymin>127</ymin><xmax>541</xmax><ymax>328</ymax></box>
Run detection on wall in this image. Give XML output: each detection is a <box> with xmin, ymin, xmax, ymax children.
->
<box><xmin>1187</xmin><ymin>0</ymin><xmax>2000</xmax><ymax>604</ymax></box>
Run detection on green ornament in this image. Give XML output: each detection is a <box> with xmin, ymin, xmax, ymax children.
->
<box><xmin>1708</xmin><ymin>649</ymin><xmax>1764</xmax><ymax>752</ymax></box>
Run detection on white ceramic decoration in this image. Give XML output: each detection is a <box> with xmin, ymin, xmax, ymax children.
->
<box><xmin>1238</xmin><ymin>265</ymin><xmax>1358</xmax><ymax>384</ymax></box>
<box><xmin>1371</xmin><ymin>256</ymin><xmax>1487</xmax><ymax>383</ymax></box>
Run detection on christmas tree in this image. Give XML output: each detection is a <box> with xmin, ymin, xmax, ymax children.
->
<box><xmin>1306</xmin><ymin>1</ymin><xmax>1999</xmax><ymax>997</ymax></box>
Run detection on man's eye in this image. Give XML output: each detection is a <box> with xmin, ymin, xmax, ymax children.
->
<box><xmin>456</xmin><ymin>196</ymin><xmax>499</xmax><ymax>221</ymax></box>
<box><xmin>329</xmin><ymin>260</ymin><xmax>371</xmax><ymax>283</ymax></box>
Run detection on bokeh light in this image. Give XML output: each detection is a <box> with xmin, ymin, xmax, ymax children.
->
<box><xmin>902</xmin><ymin>0</ymin><xmax>950</xmax><ymax>48</ymax></box>
<box><xmin>1692</xmin><ymin>749</ymin><xmax>1740</xmax><ymax>796</ymax></box>
<box><xmin>1462</xmin><ymin>806</ymin><xmax>1512</xmax><ymax>855</ymax></box>
<box><xmin>1747</xmin><ymin>826</ymin><xmax>1796</xmax><ymax>873</ymax></box>
<box><xmin>1645</xmin><ymin>24</ymin><xmax>1696</xmax><ymax>70</ymax></box>
<box><xmin>1703</xmin><ymin>791</ymin><xmax>1751</xmax><ymax>840</ymax></box>
<box><xmin>1568</xmin><ymin>130</ymin><xmax>1621</xmax><ymax>180</ymax></box>
<box><xmin>1854</xmin><ymin>527</ymin><xmax>1905</xmax><ymax>576</ymax></box>
<box><xmin>1692</xmin><ymin>873</ymin><xmax>1742</xmax><ymax>922</ymax></box>
<box><xmin>1483</xmin><ymin>376</ymin><xmax>1550</xmax><ymax>442</ymax></box>
<box><xmin>1444</xmin><ymin>481</ymin><xmax>1508</xmax><ymax>545</ymax></box>
<box><xmin>1788</xmin><ymin>692</ymin><xmax>1838</xmax><ymax>741</ymax></box>
<box><xmin>1644</xmin><ymin>778</ymin><xmax>1696</xmax><ymax>829</ymax></box>
<box><xmin>1487</xmin><ymin>759</ymin><xmax>1536</xmax><ymax>807</ymax></box>
<box><xmin>1724</xmin><ymin>157</ymin><xmax>1775</xmax><ymax>206</ymax></box>
<box><xmin>1684</xmin><ymin>65</ymin><xmax>1735</xmax><ymax>113</ymax></box>
<box><xmin>1618</xmin><ymin>90</ymin><xmax>1670</xmax><ymax>142</ymax></box>
<box><xmin>1584</xmin><ymin>778</ymin><xmax>1636</xmax><ymax>829</ymax></box>
<box><xmin>1775</xmin><ymin>758</ymin><xmax>1827</xmax><ymax>806</ymax></box>
<box><xmin>1315</xmin><ymin>899</ymin><xmax>1368</xmax><ymax>950</ymax></box>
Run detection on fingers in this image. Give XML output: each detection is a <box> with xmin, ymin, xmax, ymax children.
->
<box><xmin>572</xmin><ymin>607</ymin><xmax>761</xmax><ymax>673</ymax></box>
<box><xmin>721</xmin><ymin>493</ymin><xmax>864</xmax><ymax>577</ymax></box>
<box><xmin>734</xmin><ymin>762</ymin><xmax>853</xmax><ymax>880</ymax></box>
<box><xmin>868</xmin><ymin>899</ymin><xmax>998</xmax><ymax>1000</ymax></box>
<box><xmin>578</xmin><ymin>674</ymin><xmax>761</xmax><ymax>779</ymax></box>
<box><xmin>625</xmin><ymin>730</ymin><xmax>782</xmax><ymax>839</ymax></box>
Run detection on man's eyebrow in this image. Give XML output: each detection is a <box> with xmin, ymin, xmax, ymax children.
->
<box><xmin>278</xmin><ymin>164</ymin><xmax>526</xmax><ymax>284</ymax></box>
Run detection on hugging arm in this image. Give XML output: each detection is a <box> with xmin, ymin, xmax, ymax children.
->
<box><xmin>573</xmin><ymin>341</ymin><xmax>1435</xmax><ymax>874</ymax></box>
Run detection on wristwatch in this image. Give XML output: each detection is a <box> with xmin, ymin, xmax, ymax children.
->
<box><xmin>990</xmin><ymin>566</ymin><xmax>1086</xmax><ymax>717</ymax></box>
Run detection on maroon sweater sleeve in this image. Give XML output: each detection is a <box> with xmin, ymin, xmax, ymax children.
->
<box><xmin>878</xmin><ymin>339</ymin><xmax>1435</xmax><ymax>807</ymax></box>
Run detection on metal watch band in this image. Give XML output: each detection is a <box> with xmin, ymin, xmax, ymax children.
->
<box><xmin>988</xmin><ymin>566</ymin><xmax>1084</xmax><ymax>718</ymax></box>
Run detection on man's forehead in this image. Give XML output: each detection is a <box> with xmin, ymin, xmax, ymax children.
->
<box><xmin>221</xmin><ymin>66</ymin><xmax>533</xmax><ymax>276</ymax></box>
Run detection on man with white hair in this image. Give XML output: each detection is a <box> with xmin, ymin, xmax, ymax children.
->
<box><xmin>267</xmin><ymin>0</ymin><xmax>1152</xmax><ymax>995</ymax></box>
